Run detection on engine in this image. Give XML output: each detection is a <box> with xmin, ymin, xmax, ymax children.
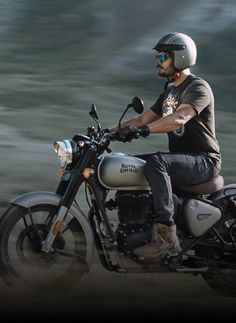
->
<box><xmin>115</xmin><ymin>191</ymin><xmax>155</xmax><ymax>255</ymax></box>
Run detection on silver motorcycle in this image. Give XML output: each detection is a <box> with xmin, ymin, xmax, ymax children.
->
<box><xmin>0</xmin><ymin>97</ymin><xmax>235</xmax><ymax>296</ymax></box>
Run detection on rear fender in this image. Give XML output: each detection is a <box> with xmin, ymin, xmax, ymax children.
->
<box><xmin>209</xmin><ymin>185</ymin><xmax>236</xmax><ymax>212</ymax></box>
<box><xmin>209</xmin><ymin>184</ymin><xmax>236</xmax><ymax>202</ymax></box>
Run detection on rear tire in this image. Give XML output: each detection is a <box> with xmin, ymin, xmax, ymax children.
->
<box><xmin>200</xmin><ymin>215</ymin><xmax>236</xmax><ymax>296</ymax></box>
<box><xmin>202</xmin><ymin>257</ymin><xmax>236</xmax><ymax>297</ymax></box>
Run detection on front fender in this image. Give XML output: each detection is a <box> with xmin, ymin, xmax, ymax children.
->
<box><xmin>10</xmin><ymin>191</ymin><xmax>95</xmax><ymax>265</ymax></box>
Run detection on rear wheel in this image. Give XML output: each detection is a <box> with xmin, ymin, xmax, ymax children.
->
<box><xmin>200</xmin><ymin>215</ymin><xmax>236</xmax><ymax>296</ymax></box>
<box><xmin>0</xmin><ymin>204</ymin><xmax>88</xmax><ymax>296</ymax></box>
<box><xmin>202</xmin><ymin>254</ymin><xmax>236</xmax><ymax>296</ymax></box>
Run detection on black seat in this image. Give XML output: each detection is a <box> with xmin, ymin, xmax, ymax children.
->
<box><xmin>176</xmin><ymin>175</ymin><xmax>224</xmax><ymax>195</ymax></box>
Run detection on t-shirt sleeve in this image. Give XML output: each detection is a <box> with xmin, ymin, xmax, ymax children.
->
<box><xmin>150</xmin><ymin>92</ymin><xmax>165</xmax><ymax>116</ymax></box>
<box><xmin>181</xmin><ymin>81</ymin><xmax>211</xmax><ymax>115</ymax></box>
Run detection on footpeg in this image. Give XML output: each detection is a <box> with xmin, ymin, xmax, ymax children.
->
<box><xmin>175</xmin><ymin>266</ymin><xmax>208</xmax><ymax>273</ymax></box>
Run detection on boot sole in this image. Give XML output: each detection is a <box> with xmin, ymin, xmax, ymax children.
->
<box><xmin>136</xmin><ymin>247</ymin><xmax>182</xmax><ymax>260</ymax></box>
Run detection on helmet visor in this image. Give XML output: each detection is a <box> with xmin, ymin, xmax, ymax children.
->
<box><xmin>153</xmin><ymin>43</ymin><xmax>186</xmax><ymax>51</ymax></box>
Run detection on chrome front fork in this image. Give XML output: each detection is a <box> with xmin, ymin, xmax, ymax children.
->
<box><xmin>41</xmin><ymin>205</ymin><xmax>69</xmax><ymax>253</ymax></box>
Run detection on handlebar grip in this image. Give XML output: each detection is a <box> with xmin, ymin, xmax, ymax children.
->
<box><xmin>107</xmin><ymin>132</ymin><xmax>118</xmax><ymax>141</ymax></box>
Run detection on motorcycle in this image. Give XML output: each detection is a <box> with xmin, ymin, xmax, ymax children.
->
<box><xmin>0</xmin><ymin>97</ymin><xmax>236</xmax><ymax>297</ymax></box>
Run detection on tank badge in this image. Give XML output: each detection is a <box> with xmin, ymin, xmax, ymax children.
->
<box><xmin>196</xmin><ymin>213</ymin><xmax>212</xmax><ymax>221</ymax></box>
<box><xmin>120</xmin><ymin>163</ymin><xmax>139</xmax><ymax>173</ymax></box>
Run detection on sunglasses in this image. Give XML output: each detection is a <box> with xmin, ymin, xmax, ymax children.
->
<box><xmin>155</xmin><ymin>53</ymin><xmax>169</xmax><ymax>63</ymax></box>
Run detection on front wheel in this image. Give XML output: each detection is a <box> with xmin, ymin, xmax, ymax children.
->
<box><xmin>0</xmin><ymin>204</ymin><xmax>88</xmax><ymax>296</ymax></box>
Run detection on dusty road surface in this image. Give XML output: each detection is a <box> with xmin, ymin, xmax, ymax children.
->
<box><xmin>0</xmin><ymin>207</ymin><xmax>235</xmax><ymax>321</ymax></box>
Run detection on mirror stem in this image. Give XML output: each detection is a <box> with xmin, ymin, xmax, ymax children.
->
<box><xmin>118</xmin><ymin>104</ymin><xmax>132</xmax><ymax>129</ymax></box>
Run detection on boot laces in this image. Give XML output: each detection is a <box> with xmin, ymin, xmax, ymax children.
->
<box><xmin>152</xmin><ymin>232</ymin><xmax>165</xmax><ymax>244</ymax></box>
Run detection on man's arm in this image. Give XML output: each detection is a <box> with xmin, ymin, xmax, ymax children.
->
<box><xmin>147</xmin><ymin>104</ymin><xmax>197</xmax><ymax>134</ymax></box>
<box><xmin>110</xmin><ymin>108</ymin><xmax>161</xmax><ymax>132</ymax></box>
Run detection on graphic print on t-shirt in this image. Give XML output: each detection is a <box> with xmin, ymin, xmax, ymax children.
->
<box><xmin>162</xmin><ymin>92</ymin><xmax>185</xmax><ymax>137</ymax></box>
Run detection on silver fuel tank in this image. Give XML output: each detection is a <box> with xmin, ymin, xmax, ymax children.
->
<box><xmin>97</xmin><ymin>153</ymin><xmax>149</xmax><ymax>190</ymax></box>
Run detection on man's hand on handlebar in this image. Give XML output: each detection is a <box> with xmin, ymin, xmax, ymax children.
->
<box><xmin>114</xmin><ymin>125</ymin><xmax>150</xmax><ymax>143</ymax></box>
<box><xmin>114</xmin><ymin>126</ymin><xmax>139</xmax><ymax>142</ymax></box>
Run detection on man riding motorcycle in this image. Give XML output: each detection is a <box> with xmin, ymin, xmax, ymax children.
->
<box><xmin>112</xmin><ymin>32</ymin><xmax>221</xmax><ymax>258</ymax></box>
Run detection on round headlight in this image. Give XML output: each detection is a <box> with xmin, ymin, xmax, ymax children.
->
<box><xmin>54</xmin><ymin>140</ymin><xmax>73</xmax><ymax>169</ymax></box>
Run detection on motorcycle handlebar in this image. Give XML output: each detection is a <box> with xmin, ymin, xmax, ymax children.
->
<box><xmin>105</xmin><ymin>131</ymin><xmax>139</xmax><ymax>143</ymax></box>
<box><xmin>107</xmin><ymin>132</ymin><xmax>118</xmax><ymax>141</ymax></box>
<box><xmin>101</xmin><ymin>128</ymin><xmax>142</xmax><ymax>143</ymax></box>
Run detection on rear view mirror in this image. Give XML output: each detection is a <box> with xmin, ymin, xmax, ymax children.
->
<box><xmin>130</xmin><ymin>97</ymin><xmax>144</xmax><ymax>114</ymax></box>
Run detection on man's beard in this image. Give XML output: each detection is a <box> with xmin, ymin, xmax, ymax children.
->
<box><xmin>158</xmin><ymin>69</ymin><xmax>171</xmax><ymax>78</ymax></box>
<box><xmin>158</xmin><ymin>70</ymin><xmax>168</xmax><ymax>77</ymax></box>
<box><xmin>158</xmin><ymin>68</ymin><xmax>176</xmax><ymax>80</ymax></box>
<box><xmin>158</xmin><ymin>63</ymin><xmax>176</xmax><ymax>78</ymax></box>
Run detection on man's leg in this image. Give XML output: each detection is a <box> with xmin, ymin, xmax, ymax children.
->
<box><xmin>133</xmin><ymin>152</ymin><xmax>214</xmax><ymax>258</ymax></box>
<box><xmin>144</xmin><ymin>152</ymin><xmax>214</xmax><ymax>225</ymax></box>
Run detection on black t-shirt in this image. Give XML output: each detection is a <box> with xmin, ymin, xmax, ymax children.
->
<box><xmin>151</xmin><ymin>74</ymin><xmax>221</xmax><ymax>169</ymax></box>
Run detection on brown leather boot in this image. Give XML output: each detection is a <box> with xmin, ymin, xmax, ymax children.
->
<box><xmin>133</xmin><ymin>224</ymin><xmax>181</xmax><ymax>258</ymax></box>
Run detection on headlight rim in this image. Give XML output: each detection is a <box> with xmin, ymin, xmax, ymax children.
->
<box><xmin>54</xmin><ymin>139</ymin><xmax>74</xmax><ymax>169</ymax></box>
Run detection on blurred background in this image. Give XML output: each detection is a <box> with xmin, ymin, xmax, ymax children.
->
<box><xmin>0</xmin><ymin>0</ymin><xmax>236</xmax><ymax>204</ymax></box>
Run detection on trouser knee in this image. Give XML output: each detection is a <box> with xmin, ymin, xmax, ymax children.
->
<box><xmin>143</xmin><ymin>153</ymin><xmax>167</xmax><ymax>178</ymax></box>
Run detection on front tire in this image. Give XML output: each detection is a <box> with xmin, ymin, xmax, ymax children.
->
<box><xmin>0</xmin><ymin>204</ymin><xmax>88</xmax><ymax>296</ymax></box>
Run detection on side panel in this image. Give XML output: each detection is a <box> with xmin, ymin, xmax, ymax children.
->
<box><xmin>10</xmin><ymin>191</ymin><xmax>95</xmax><ymax>264</ymax></box>
<box><xmin>184</xmin><ymin>199</ymin><xmax>222</xmax><ymax>237</ymax></box>
<box><xmin>97</xmin><ymin>153</ymin><xmax>150</xmax><ymax>190</ymax></box>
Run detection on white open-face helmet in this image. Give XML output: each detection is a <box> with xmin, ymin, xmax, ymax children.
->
<box><xmin>153</xmin><ymin>32</ymin><xmax>197</xmax><ymax>70</ymax></box>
